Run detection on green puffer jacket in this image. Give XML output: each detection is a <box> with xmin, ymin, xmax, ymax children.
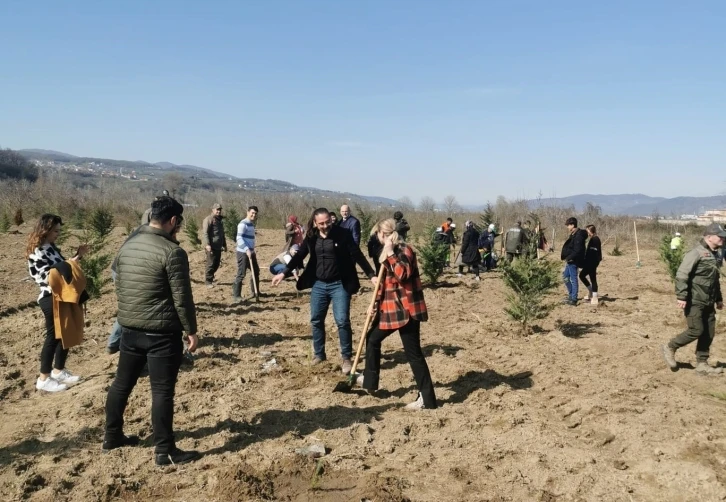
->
<box><xmin>675</xmin><ymin>240</ymin><xmax>723</xmax><ymax>307</ymax></box>
<box><xmin>115</xmin><ymin>225</ymin><xmax>197</xmax><ymax>334</ymax></box>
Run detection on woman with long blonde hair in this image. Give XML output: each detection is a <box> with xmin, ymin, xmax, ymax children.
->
<box><xmin>358</xmin><ymin>218</ymin><xmax>437</xmax><ymax>410</ymax></box>
<box><xmin>26</xmin><ymin>214</ymin><xmax>88</xmax><ymax>392</ymax></box>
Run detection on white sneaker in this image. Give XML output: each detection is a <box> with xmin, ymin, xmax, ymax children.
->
<box><xmin>36</xmin><ymin>377</ymin><xmax>67</xmax><ymax>393</ymax></box>
<box><xmin>51</xmin><ymin>369</ymin><xmax>80</xmax><ymax>384</ymax></box>
<box><xmin>404</xmin><ymin>393</ymin><xmax>425</xmax><ymax>411</ymax></box>
<box><xmin>356</xmin><ymin>373</ymin><xmax>364</xmax><ymax>386</ymax></box>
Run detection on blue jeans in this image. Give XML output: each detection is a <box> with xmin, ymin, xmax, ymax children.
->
<box><xmin>108</xmin><ymin>320</ymin><xmax>122</xmax><ymax>350</ymax></box>
<box><xmin>563</xmin><ymin>263</ymin><xmax>579</xmax><ymax>301</ymax></box>
<box><xmin>270</xmin><ymin>263</ymin><xmax>286</xmax><ymax>275</ymax></box>
<box><xmin>310</xmin><ymin>280</ymin><xmax>352</xmax><ymax>360</ymax></box>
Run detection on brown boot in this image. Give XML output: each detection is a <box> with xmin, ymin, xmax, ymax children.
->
<box><xmin>662</xmin><ymin>344</ymin><xmax>678</xmax><ymax>371</ymax></box>
<box><xmin>695</xmin><ymin>362</ymin><xmax>723</xmax><ymax>376</ymax></box>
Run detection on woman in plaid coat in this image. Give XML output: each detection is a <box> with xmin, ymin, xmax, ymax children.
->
<box><xmin>358</xmin><ymin>219</ymin><xmax>437</xmax><ymax>410</ymax></box>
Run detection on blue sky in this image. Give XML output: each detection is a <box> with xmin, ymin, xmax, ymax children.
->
<box><xmin>1</xmin><ymin>1</ymin><xmax>724</xmax><ymax>205</ymax></box>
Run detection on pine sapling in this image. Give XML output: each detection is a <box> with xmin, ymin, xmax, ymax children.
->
<box><xmin>184</xmin><ymin>218</ymin><xmax>202</xmax><ymax>250</ymax></box>
<box><xmin>417</xmin><ymin>225</ymin><xmax>450</xmax><ymax>285</ymax></box>
<box><xmin>500</xmin><ymin>253</ymin><xmax>560</xmax><ymax>334</ymax></box>
<box><xmin>658</xmin><ymin>234</ymin><xmax>684</xmax><ymax>282</ymax></box>
<box><xmin>0</xmin><ymin>213</ymin><xmax>10</xmax><ymax>233</ymax></box>
<box><xmin>224</xmin><ymin>208</ymin><xmax>241</xmax><ymax>242</ymax></box>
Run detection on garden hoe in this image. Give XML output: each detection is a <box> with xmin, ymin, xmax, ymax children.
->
<box><xmin>333</xmin><ymin>264</ymin><xmax>386</xmax><ymax>393</ymax></box>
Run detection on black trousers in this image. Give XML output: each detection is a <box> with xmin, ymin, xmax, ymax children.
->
<box><xmin>105</xmin><ymin>328</ymin><xmax>183</xmax><ymax>454</ymax></box>
<box><xmin>39</xmin><ymin>295</ymin><xmax>68</xmax><ymax>374</ymax></box>
<box><xmin>235</xmin><ymin>252</ymin><xmax>260</xmax><ymax>296</ymax></box>
<box><xmin>579</xmin><ymin>266</ymin><xmax>598</xmax><ymax>293</ymax></box>
<box><xmin>362</xmin><ymin>319</ymin><xmax>437</xmax><ymax>409</ymax></box>
<box><xmin>459</xmin><ymin>261</ymin><xmax>480</xmax><ymax>277</ymax></box>
<box><xmin>205</xmin><ymin>249</ymin><xmax>222</xmax><ymax>283</ymax></box>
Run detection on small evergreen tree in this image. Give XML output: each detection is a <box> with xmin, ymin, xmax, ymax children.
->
<box><xmin>500</xmin><ymin>254</ymin><xmax>560</xmax><ymax>334</ymax></box>
<box><xmin>13</xmin><ymin>208</ymin><xmax>23</xmax><ymax>226</ymax></box>
<box><xmin>355</xmin><ymin>204</ymin><xmax>374</xmax><ymax>246</ymax></box>
<box><xmin>184</xmin><ymin>218</ymin><xmax>202</xmax><ymax>250</ymax></box>
<box><xmin>80</xmin><ymin>208</ymin><xmax>115</xmax><ymax>299</ymax></box>
<box><xmin>417</xmin><ymin>225</ymin><xmax>450</xmax><ymax>285</ymax></box>
<box><xmin>658</xmin><ymin>234</ymin><xmax>684</xmax><ymax>282</ymax></box>
<box><xmin>480</xmin><ymin>203</ymin><xmax>495</xmax><ymax>229</ymax></box>
<box><xmin>224</xmin><ymin>208</ymin><xmax>241</xmax><ymax>243</ymax></box>
<box><xmin>0</xmin><ymin>213</ymin><xmax>11</xmax><ymax>233</ymax></box>
<box><xmin>609</xmin><ymin>236</ymin><xmax>623</xmax><ymax>256</ymax></box>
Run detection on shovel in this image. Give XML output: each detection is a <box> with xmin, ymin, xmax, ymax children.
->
<box><xmin>634</xmin><ymin>221</ymin><xmax>641</xmax><ymax>268</ymax></box>
<box><xmin>333</xmin><ymin>264</ymin><xmax>387</xmax><ymax>392</ymax></box>
<box><xmin>250</xmin><ymin>259</ymin><xmax>260</xmax><ymax>302</ymax></box>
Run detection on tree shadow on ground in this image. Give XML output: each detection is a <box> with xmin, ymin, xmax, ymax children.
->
<box><xmin>0</xmin><ymin>301</ymin><xmax>38</xmax><ymax>319</ymax></box>
<box><xmin>196</xmin><ymin>303</ymin><xmax>277</xmax><ymax>316</ymax></box>
<box><xmin>202</xmin><ymin>332</ymin><xmax>307</xmax><ymax>349</ymax></box>
<box><xmin>0</xmin><ymin>426</ymin><xmax>102</xmax><ymax>467</ymax></box>
<box><xmin>179</xmin><ymin>404</ymin><xmax>398</xmax><ymax>455</ymax></box>
<box><xmin>556</xmin><ymin>322</ymin><xmax>603</xmax><ymax>339</ymax></box>
<box><xmin>425</xmin><ymin>281</ymin><xmax>458</xmax><ymax>290</ymax></box>
<box><xmin>443</xmin><ymin>369</ymin><xmax>534</xmax><ymax>404</ymax></box>
<box><xmin>380</xmin><ymin>344</ymin><xmax>465</xmax><ymax>370</ymax></box>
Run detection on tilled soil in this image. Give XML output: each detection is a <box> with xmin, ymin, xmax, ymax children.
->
<box><xmin>1</xmin><ymin>227</ymin><xmax>726</xmax><ymax>501</ymax></box>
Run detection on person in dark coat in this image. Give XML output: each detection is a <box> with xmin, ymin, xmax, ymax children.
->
<box><xmin>393</xmin><ymin>211</ymin><xmax>410</xmax><ymax>241</ymax></box>
<box><xmin>367</xmin><ymin>231</ymin><xmax>383</xmax><ymax>274</ymax></box>
<box><xmin>458</xmin><ymin>220</ymin><xmax>482</xmax><ymax>280</ymax></box>
<box><xmin>560</xmin><ymin>217</ymin><xmax>588</xmax><ymax>306</ymax></box>
<box><xmin>579</xmin><ymin>225</ymin><xmax>602</xmax><ymax>305</ymax></box>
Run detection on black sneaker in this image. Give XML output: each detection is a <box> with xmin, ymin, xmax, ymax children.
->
<box><xmin>102</xmin><ymin>435</ymin><xmax>140</xmax><ymax>452</ymax></box>
<box><xmin>107</xmin><ymin>345</ymin><xmax>120</xmax><ymax>355</ymax></box>
<box><xmin>155</xmin><ymin>448</ymin><xmax>200</xmax><ymax>466</ymax></box>
<box><xmin>567</xmin><ymin>299</ymin><xmax>578</xmax><ymax>306</ymax></box>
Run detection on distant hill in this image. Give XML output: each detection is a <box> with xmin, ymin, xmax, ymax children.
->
<box><xmin>18</xmin><ymin>149</ymin><xmax>399</xmax><ymax>207</ymax></box>
<box><xmin>527</xmin><ymin>193</ymin><xmax>725</xmax><ymax>216</ymax></box>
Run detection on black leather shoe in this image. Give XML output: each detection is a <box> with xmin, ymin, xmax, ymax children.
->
<box><xmin>155</xmin><ymin>448</ymin><xmax>200</xmax><ymax>466</ymax></box>
<box><xmin>102</xmin><ymin>435</ymin><xmax>140</xmax><ymax>452</ymax></box>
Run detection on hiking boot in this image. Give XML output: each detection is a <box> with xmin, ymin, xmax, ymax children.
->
<box><xmin>404</xmin><ymin>393</ymin><xmax>425</xmax><ymax>411</ymax></box>
<box><xmin>661</xmin><ymin>344</ymin><xmax>678</xmax><ymax>371</ymax></box>
<box><xmin>341</xmin><ymin>359</ymin><xmax>353</xmax><ymax>375</ymax></box>
<box><xmin>566</xmin><ymin>299</ymin><xmax>578</xmax><ymax>306</ymax></box>
<box><xmin>36</xmin><ymin>377</ymin><xmax>66</xmax><ymax>393</ymax></box>
<box><xmin>155</xmin><ymin>448</ymin><xmax>200</xmax><ymax>466</ymax></box>
<box><xmin>311</xmin><ymin>356</ymin><xmax>325</xmax><ymax>366</ymax></box>
<box><xmin>51</xmin><ymin>368</ymin><xmax>80</xmax><ymax>384</ymax></box>
<box><xmin>102</xmin><ymin>435</ymin><xmax>140</xmax><ymax>453</ymax></box>
<box><xmin>695</xmin><ymin>362</ymin><xmax>723</xmax><ymax>376</ymax></box>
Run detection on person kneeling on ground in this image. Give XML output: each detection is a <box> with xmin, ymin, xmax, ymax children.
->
<box><xmin>269</xmin><ymin>244</ymin><xmax>300</xmax><ymax>280</ymax></box>
<box><xmin>357</xmin><ymin>218</ymin><xmax>437</xmax><ymax>411</ymax></box>
<box><xmin>662</xmin><ymin>223</ymin><xmax>726</xmax><ymax>376</ymax></box>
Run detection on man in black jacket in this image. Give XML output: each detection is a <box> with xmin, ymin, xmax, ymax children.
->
<box><xmin>271</xmin><ymin>208</ymin><xmax>377</xmax><ymax>375</ymax></box>
<box><xmin>560</xmin><ymin>217</ymin><xmax>588</xmax><ymax>306</ymax></box>
<box><xmin>393</xmin><ymin>211</ymin><xmax>410</xmax><ymax>241</ymax></box>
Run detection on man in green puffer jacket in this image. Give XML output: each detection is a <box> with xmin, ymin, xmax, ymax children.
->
<box><xmin>662</xmin><ymin>222</ymin><xmax>726</xmax><ymax>376</ymax></box>
<box><xmin>104</xmin><ymin>196</ymin><xmax>200</xmax><ymax>466</ymax></box>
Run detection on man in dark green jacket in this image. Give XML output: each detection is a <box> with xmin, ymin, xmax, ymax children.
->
<box><xmin>662</xmin><ymin>222</ymin><xmax>726</xmax><ymax>375</ymax></box>
<box><xmin>104</xmin><ymin>196</ymin><xmax>200</xmax><ymax>465</ymax></box>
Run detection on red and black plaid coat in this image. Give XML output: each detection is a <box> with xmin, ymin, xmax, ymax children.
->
<box><xmin>375</xmin><ymin>244</ymin><xmax>428</xmax><ymax>330</ymax></box>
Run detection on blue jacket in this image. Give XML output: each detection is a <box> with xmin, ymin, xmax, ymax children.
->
<box><xmin>339</xmin><ymin>215</ymin><xmax>361</xmax><ymax>246</ymax></box>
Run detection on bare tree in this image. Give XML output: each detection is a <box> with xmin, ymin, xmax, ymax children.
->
<box><xmin>418</xmin><ymin>196</ymin><xmax>437</xmax><ymax>213</ymax></box>
<box><xmin>443</xmin><ymin>195</ymin><xmax>462</xmax><ymax>215</ymax></box>
<box><xmin>397</xmin><ymin>196</ymin><xmax>414</xmax><ymax>213</ymax></box>
<box><xmin>163</xmin><ymin>173</ymin><xmax>185</xmax><ymax>199</ymax></box>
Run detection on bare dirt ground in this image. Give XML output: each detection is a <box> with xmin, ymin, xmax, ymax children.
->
<box><xmin>1</xmin><ymin>227</ymin><xmax>726</xmax><ymax>501</ymax></box>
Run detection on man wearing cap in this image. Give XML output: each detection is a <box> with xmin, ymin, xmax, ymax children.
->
<box><xmin>662</xmin><ymin>222</ymin><xmax>726</xmax><ymax>375</ymax></box>
<box><xmin>201</xmin><ymin>203</ymin><xmax>227</xmax><ymax>288</ymax></box>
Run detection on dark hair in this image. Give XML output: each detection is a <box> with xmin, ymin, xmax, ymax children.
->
<box><xmin>446</xmin><ymin>218</ymin><xmax>453</xmax><ymax>223</ymax></box>
<box><xmin>329</xmin><ymin>211</ymin><xmax>337</xmax><ymax>218</ymax></box>
<box><xmin>566</xmin><ymin>217</ymin><xmax>578</xmax><ymax>227</ymax></box>
<box><xmin>151</xmin><ymin>196</ymin><xmax>184</xmax><ymax>225</ymax></box>
<box><xmin>306</xmin><ymin>207</ymin><xmax>330</xmax><ymax>235</ymax></box>
<box><xmin>393</xmin><ymin>211</ymin><xmax>403</xmax><ymax>220</ymax></box>
<box><xmin>26</xmin><ymin>214</ymin><xmax>63</xmax><ymax>258</ymax></box>
<box><xmin>162</xmin><ymin>189</ymin><xmax>170</xmax><ymax>196</ymax></box>
<box><xmin>586</xmin><ymin>224</ymin><xmax>597</xmax><ymax>234</ymax></box>
<box><xmin>248</xmin><ymin>205</ymin><xmax>259</xmax><ymax>213</ymax></box>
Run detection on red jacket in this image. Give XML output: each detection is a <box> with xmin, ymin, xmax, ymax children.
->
<box><xmin>375</xmin><ymin>244</ymin><xmax>428</xmax><ymax>330</ymax></box>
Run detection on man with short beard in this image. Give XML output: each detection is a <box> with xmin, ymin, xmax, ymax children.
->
<box><xmin>271</xmin><ymin>208</ymin><xmax>376</xmax><ymax>375</ymax></box>
<box><xmin>104</xmin><ymin>196</ymin><xmax>199</xmax><ymax>465</ymax></box>
<box><xmin>201</xmin><ymin>203</ymin><xmax>227</xmax><ymax>287</ymax></box>
<box><xmin>662</xmin><ymin>223</ymin><xmax>726</xmax><ymax>375</ymax></box>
